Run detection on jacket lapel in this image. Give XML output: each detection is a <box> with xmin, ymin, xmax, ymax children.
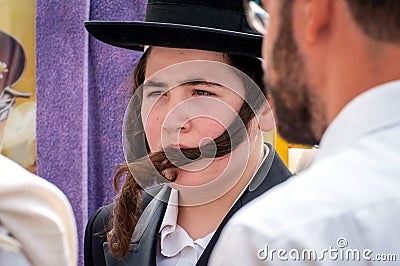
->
<box><xmin>104</xmin><ymin>185</ymin><xmax>171</xmax><ymax>266</ymax></box>
<box><xmin>196</xmin><ymin>143</ymin><xmax>292</xmax><ymax>265</ymax></box>
<box><xmin>104</xmin><ymin>143</ymin><xmax>292</xmax><ymax>266</ymax></box>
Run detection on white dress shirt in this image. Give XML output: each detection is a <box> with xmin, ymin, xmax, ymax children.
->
<box><xmin>0</xmin><ymin>155</ymin><xmax>78</xmax><ymax>266</ymax></box>
<box><xmin>156</xmin><ymin>189</ymin><xmax>215</xmax><ymax>266</ymax></box>
<box><xmin>210</xmin><ymin>80</ymin><xmax>400</xmax><ymax>265</ymax></box>
<box><xmin>157</xmin><ymin>144</ymin><xmax>270</xmax><ymax>266</ymax></box>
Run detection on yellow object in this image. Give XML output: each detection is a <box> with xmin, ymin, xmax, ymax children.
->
<box><xmin>275</xmin><ymin>131</ymin><xmax>289</xmax><ymax>167</ymax></box>
<box><xmin>266</xmin><ymin>129</ymin><xmax>315</xmax><ymax>169</ymax></box>
<box><xmin>263</xmin><ymin>128</ymin><xmax>290</xmax><ymax>167</ymax></box>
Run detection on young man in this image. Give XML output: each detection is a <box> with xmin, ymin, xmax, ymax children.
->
<box><xmin>211</xmin><ymin>0</ymin><xmax>400</xmax><ymax>265</ymax></box>
<box><xmin>84</xmin><ymin>1</ymin><xmax>292</xmax><ymax>265</ymax></box>
<box><xmin>0</xmin><ymin>30</ymin><xmax>77</xmax><ymax>266</ymax></box>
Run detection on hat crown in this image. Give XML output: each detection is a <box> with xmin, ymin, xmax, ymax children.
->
<box><xmin>146</xmin><ymin>0</ymin><xmax>245</xmax><ymax>13</ymax></box>
<box><xmin>144</xmin><ymin>0</ymin><xmax>254</xmax><ymax>34</ymax></box>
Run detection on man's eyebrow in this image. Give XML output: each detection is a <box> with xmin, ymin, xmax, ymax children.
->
<box><xmin>143</xmin><ymin>79</ymin><xmax>225</xmax><ymax>89</ymax></box>
<box><xmin>180</xmin><ymin>79</ymin><xmax>224</xmax><ymax>87</ymax></box>
<box><xmin>142</xmin><ymin>80</ymin><xmax>168</xmax><ymax>88</ymax></box>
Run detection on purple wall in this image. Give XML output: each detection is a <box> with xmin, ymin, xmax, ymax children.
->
<box><xmin>36</xmin><ymin>1</ymin><xmax>146</xmax><ymax>264</ymax></box>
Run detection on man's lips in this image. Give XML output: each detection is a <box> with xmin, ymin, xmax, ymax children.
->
<box><xmin>166</xmin><ymin>144</ymin><xmax>190</xmax><ymax>149</ymax></box>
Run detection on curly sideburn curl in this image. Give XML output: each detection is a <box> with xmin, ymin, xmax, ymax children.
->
<box><xmin>107</xmin><ymin>52</ymin><xmax>149</xmax><ymax>259</ymax></box>
<box><xmin>107</xmin><ymin>165</ymin><xmax>143</xmax><ymax>259</ymax></box>
<box><xmin>108</xmin><ymin>49</ymin><xmax>266</xmax><ymax>259</ymax></box>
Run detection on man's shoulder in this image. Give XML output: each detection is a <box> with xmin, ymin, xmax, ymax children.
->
<box><xmin>88</xmin><ymin>184</ymin><xmax>167</xmax><ymax>231</ymax></box>
<box><xmin>226</xmin><ymin>156</ymin><xmax>360</xmax><ymax>234</ymax></box>
<box><xmin>226</xmin><ymin>148</ymin><xmax>400</xmax><ymax>238</ymax></box>
<box><xmin>0</xmin><ymin>155</ymin><xmax>35</xmax><ymax>184</ymax></box>
<box><xmin>0</xmin><ymin>155</ymin><xmax>72</xmax><ymax>205</ymax></box>
<box><xmin>84</xmin><ymin>184</ymin><xmax>168</xmax><ymax>266</ymax></box>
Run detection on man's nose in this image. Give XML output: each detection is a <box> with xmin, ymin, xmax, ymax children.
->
<box><xmin>162</xmin><ymin>92</ymin><xmax>191</xmax><ymax>135</ymax></box>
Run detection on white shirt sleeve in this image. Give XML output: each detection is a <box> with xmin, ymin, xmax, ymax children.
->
<box><xmin>0</xmin><ymin>155</ymin><xmax>78</xmax><ymax>266</ymax></box>
<box><xmin>209</xmin><ymin>223</ymin><xmax>270</xmax><ymax>266</ymax></box>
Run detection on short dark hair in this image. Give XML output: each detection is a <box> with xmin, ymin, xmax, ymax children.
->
<box><xmin>345</xmin><ymin>0</ymin><xmax>400</xmax><ymax>43</ymax></box>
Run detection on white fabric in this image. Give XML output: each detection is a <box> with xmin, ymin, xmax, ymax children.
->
<box><xmin>210</xmin><ymin>80</ymin><xmax>400</xmax><ymax>265</ymax></box>
<box><xmin>0</xmin><ymin>155</ymin><xmax>78</xmax><ymax>266</ymax></box>
<box><xmin>156</xmin><ymin>189</ymin><xmax>215</xmax><ymax>266</ymax></box>
<box><xmin>0</xmin><ymin>225</ymin><xmax>30</xmax><ymax>266</ymax></box>
<box><xmin>157</xmin><ymin>144</ymin><xmax>270</xmax><ymax>266</ymax></box>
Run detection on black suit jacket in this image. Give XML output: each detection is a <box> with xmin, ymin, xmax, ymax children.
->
<box><xmin>84</xmin><ymin>143</ymin><xmax>292</xmax><ymax>266</ymax></box>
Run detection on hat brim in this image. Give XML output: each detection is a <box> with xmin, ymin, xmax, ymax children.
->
<box><xmin>84</xmin><ymin>21</ymin><xmax>262</xmax><ymax>58</ymax></box>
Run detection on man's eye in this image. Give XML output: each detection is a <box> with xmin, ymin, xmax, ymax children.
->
<box><xmin>194</xmin><ymin>90</ymin><xmax>215</xmax><ymax>96</ymax></box>
<box><xmin>146</xmin><ymin>90</ymin><xmax>166</xmax><ymax>97</ymax></box>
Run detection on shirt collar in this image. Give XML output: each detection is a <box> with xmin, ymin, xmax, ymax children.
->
<box><xmin>159</xmin><ymin>143</ymin><xmax>269</xmax><ymax>233</ymax></box>
<box><xmin>158</xmin><ymin>143</ymin><xmax>270</xmax><ymax>257</ymax></box>
<box><xmin>159</xmin><ymin>189</ymin><xmax>215</xmax><ymax>258</ymax></box>
<box><xmin>316</xmin><ymin>80</ymin><xmax>400</xmax><ymax>162</ymax></box>
<box><xmin>248</xmin><ymin>143</ymin><xmax>270</xmax><ymax>191</ymax></box>
<box><xmin>159</xmin><ymin>188</ymin><xmax>179</xmax><ymax>235</ymax></box>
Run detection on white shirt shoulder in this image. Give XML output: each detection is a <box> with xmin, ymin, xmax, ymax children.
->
<box><xmin>0</xmin><ymin>155</ymin><xmax>78</xmax><ymax>266</ymax></box>
<box><xmin>209</xmin><ymin>81</ymin><xmax>400</xmax><ymax>265</ymax></box>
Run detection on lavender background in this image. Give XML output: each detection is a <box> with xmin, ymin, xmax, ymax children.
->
<box><xmin>36</xmin><ymin>1</ymin><xmax>146</xmax><ymax>264</ymax></box>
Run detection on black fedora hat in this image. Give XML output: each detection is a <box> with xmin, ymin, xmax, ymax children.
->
<box><xmin>84</xmin><ymin>0</ymin><xmax>262</xmax><ymax>57</ymax></box>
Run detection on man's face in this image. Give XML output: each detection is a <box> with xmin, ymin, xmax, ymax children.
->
<box><xmin>140</xmin><ymin>47</ymin><xmax>249</xmax><ymax>188</ymax></box>
<box><xmin>142</xmin><ymin>47</ymin><xmax>245</xmax><ymax>156</ymax></box>
<box><xmin>262</xmin><ymin>0</ymin><xmax>326</xmax><ymax>146</ymax></box>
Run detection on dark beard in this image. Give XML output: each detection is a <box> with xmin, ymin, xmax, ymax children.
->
<box><xmin>267</xmin><ymin>0</ymin><xmax>326</xmax><ymax>146</ymax></box>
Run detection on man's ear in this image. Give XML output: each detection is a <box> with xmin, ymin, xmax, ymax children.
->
<box><xmin>259</xmin><ymin>98</ymin><xmax>275</xmax><ymax>132</ymax></box>
<box><xmin>305</xmin><ymin>0</ymin><xmax>331</xmax><ymax>44</ymax></box>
